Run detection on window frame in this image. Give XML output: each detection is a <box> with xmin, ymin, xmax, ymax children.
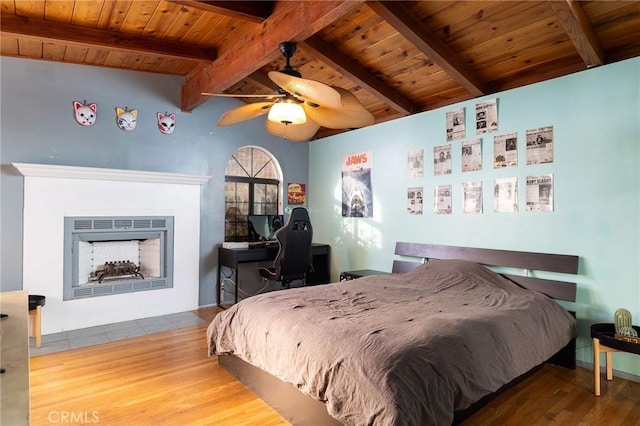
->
<box><xmin>224</xmin><ymin>146</ymin><xmax>282</xmax><ymax>241</ymax></box>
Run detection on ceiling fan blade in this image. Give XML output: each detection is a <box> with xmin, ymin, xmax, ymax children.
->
<box><xmin>265</xmin><ymin>119</ymin><xmax>321</xmax><ymax>142</ymax></box>
<box><xmin>268</xmin><ymin>71</ymin><xmax>342</xmax><ymax>109</ymax></box>
<box><xmin>217</xmin><ymin>102</ymin><xmax>273</xmax><ymax>126</ymax></box>
<box><xmin>303</xmin><ymin>87</ymin><xmax>375</xmax><ymax>129</ymax></box>
<box><xmin>202</xmin><ymin>92</ymin><xmax>284</xmax><ymax>99</ymax></box>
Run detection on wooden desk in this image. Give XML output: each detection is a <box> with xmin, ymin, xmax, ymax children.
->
<box><xmin>591</xmin><ymin>323</ymin><xmax>640</xmax><ymax>396</ymax></box>
<box><xmin>217</xmin><ymin>243</ymin><xmax>330</xmax><ymax>307</ymax></box>
<box><xmin>0</xmin><ymin>290</ymin><xmax>30</xmax><ymax>426</ymax></box>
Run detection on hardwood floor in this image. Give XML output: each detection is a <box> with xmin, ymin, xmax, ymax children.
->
<box><xmin>463</xmin><ymin>363</ymin><xmax>640</xmax><ymax>425</ymax></box>
<box><xmin>30</xmin><ymin>307</ymin><xmax>640</xmax><ymax>426</ymax></box>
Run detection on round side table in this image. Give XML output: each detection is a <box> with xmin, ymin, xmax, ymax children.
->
<box><xmin>590</xmin><ymin>323</ymin><xmax>640</xmax><ymax>396</ymax></box>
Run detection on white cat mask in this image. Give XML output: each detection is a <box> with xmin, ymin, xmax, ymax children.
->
<box><xmin>115</xmin><ymin>107</ymin><xmax>138</xmax><ymax>131</ymax></box>
<box><xmin>73</xmin><ymin>101</ymin><xmax>97</xmax><ymax>126</ymax></box>
<box><xmin>157</xmin><ymin>112</ymin><xmax>176</xmax><ymax>134</ymax></box>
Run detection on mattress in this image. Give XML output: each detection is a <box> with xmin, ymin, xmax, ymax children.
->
<box><xmin>207</xmin><ymin>259</ymin><xmax>576</xmax><ymax>425</ymax></box>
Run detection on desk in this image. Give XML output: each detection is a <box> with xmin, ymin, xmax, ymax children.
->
<box><xmin>217</xmin><ymin>243</ymin><xmax>331</xmax><ymax>307</ymax></box>
<box><xmin>591</xmin><ymin>323</ymin><xmax>640</xmax><ymax>396</ymax></box>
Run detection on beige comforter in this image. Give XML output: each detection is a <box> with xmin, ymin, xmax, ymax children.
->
<box><xmin>207</xmin><ymin>259</ymin><xmax>576</xmax><ymax>425</ymax></box>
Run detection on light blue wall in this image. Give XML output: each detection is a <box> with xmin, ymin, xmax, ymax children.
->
<box><xmin>0</xmin><ymin>57</ymin><xmax>310</xmax><ymax>307</ymax></box>
<box><xmin>309</xmin><ymin>58</ymin><xmax>640</xmax><ymax>377</ymax></box>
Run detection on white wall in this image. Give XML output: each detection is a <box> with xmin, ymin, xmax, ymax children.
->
<box><xmin>309</xmin><ymin>58</ymin><xmax>640</xmax><ymax>378</ymax></box>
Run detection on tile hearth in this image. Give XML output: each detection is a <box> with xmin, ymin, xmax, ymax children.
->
<box><xmin>29</xmin><ymin>310</ymin><xmax>205</xmax><ymax>357</ymax></box>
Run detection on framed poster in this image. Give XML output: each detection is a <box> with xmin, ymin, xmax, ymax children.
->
<box><xmin>287</xmin><ymin>183</ymin><xmax>306</xmax><ymax>205</ymax></box>
<box><xmin>342</xmin><ymin>151</ymin><xmax>373</xmax><ymax>217</ymax></box>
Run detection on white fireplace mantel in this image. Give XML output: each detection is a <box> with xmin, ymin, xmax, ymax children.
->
<box><xmin>17</xmin><ymin>162</ymin><xmax>210</xmax><ymax>334</ymax></box>
<box><xmin>13</xmin><ymin>163</ymin><xmax>211</xmax><ymax>185</ymax></box>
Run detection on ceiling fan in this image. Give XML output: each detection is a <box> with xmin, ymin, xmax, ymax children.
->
<box><xmin>205</xmin><ymin>41</ymin><xmax>375</xmax><ymax>142</ymax></box>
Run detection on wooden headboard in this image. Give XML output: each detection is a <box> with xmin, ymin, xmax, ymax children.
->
<box><xmin>392</xmin><ymin>243</ymin><xmax>579</xmax><ymax>302</ymax></box>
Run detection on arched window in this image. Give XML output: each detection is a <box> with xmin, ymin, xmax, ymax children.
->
<box><xmin>224</xmin><ymin>146</ymin><xmax>282</xmax><ymax>241</ymax></box>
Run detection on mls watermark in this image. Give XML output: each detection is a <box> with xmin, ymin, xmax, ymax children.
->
<box><xmin>48</xmin><ymin>411</ymin><xmax>100</xmax><ymax>424</ymax></box>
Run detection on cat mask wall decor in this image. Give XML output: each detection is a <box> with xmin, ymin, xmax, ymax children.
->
<box><xmin>115</xmin><ymin>107</ymin><xmax>138</xmax><ymax>131</ymax></box>
<box><xmin>157</xmin><ymin>112</ymin><xmax>176</xmax><ymax>135</ymax></box>
<box><xmin>73</xmin><ymin>101</ymin><xmax>97</xmax><ymax>126</ymax></box>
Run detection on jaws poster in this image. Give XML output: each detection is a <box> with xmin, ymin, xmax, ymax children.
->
<box><xmin>342</xmin><ymin>151</ymin><xmax>373</xmax><ymax>218</ymax></box>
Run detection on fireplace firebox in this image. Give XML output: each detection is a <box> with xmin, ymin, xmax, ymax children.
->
<box><xmin>63</xmin><ymin>216</ymin><xmax>174</xmax><ymax>300</ymax></box>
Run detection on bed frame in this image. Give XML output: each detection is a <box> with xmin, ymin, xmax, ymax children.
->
<box><xmin>218</xmin><ymin>243</ymin><xmax>579</xmax><ymax>425</ymax></box>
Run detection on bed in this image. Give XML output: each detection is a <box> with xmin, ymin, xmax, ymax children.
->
<box><xmin>207</xmin><ymin>243</ymin><xmax>579</xmax><ymax>425</ymax></box>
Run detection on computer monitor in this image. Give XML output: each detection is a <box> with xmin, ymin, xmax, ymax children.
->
<box><xmin>247</xmin><ymin>215</ymin><xmax>284</xmax><ymax>242</ymax></box>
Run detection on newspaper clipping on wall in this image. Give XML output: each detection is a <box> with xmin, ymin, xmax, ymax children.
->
<box><xmin>475</xmin><ymin>98</ymin><xmax>498</xmax><ymax>135</ymax></box>
<box><xmin>494</xmin><ymin>132</ymin><xmax>518</xmax><ymax>168</ymax></box>
<box><xmin>342</xmin><ymin>151</ymin><xmax>373</xmax><ymax>218</ymax></box>
<box><xmin>494</xmin><ymin>177</ymin><xmax>518</xmax><ymax>213</ymax></box>
<box><xmin>446</xmin><ymin>107</ymin><xmax>465</xmax><ymax>141</ymax></box>
<box><xmin>433</xmin><ymin>144</ymin><xmax>452</xmax><ymax>175</ymax></box>
<box><xmin>462</xmin><ymin>138</ymin><xmax>482</xmax><ymax>172</ymax></box>
<box><xmin>407</xmin><ymin>187</ymin><xmax>424</xmax><ymax>215</ymax></box>
<box><xmin>408</xmin><ymin>149</ymin><xmax>424</xmax><ymax>177</ymax></box>
<box><xmin>434</xmin><ymin>184</ymin><xmax>452</xmax><ymax>214</ymax></box>
<box><xmin>526</xmin><ymin>174</ymin><xmax>553</xmax><ymax>212</ymax></box>
<box><xmin>526</xmin><ymin>126</ymin><xmax>554</xmax><ymax>165</ymax></box>
<box><xmin>462</xmin><ymin>181</ymin><xmax>483</xmax><ymax>214</ymax></box>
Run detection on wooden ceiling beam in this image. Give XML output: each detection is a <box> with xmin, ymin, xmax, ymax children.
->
<box><xmin>0</xmin><ymin>13</ymin><xmax>216</xmax><ymax>62</ymax></box>
<box><xmin>246</xmin><ymin>71</ymin><xmax>276</xmax><ymax>92</ymax></box>
<box><xmin>302</xmin><ymin>35</ymin><xmax>418</xmax><ymax>115</ymax></box>
<box><xmin>181</xmin><ymin>0</ymin><xmax>365</xmax><ymax>112</ymax></box>
<box><xmin>367</xmin><ymin>1</ymin><xmax>488</xmax><ymax>97</ymax></box>
<box><xmin>168</xmin><ymin>1</ymin><xmax>274</xmax><ymax>23</ymax></box>
<box><xmin>548</xmin><ymin>0</ymin><xmax>603</xmax><ymax>68</ymax></box>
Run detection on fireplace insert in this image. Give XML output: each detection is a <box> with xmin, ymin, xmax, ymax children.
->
<box><xmin>63</xmin><ymin>216</ymin><xmax>174</xmax><ymax>300</ymax></box>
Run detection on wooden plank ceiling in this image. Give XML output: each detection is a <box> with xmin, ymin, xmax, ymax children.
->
<box><xmin>1</xmin><ymin>0</ymin><xmax>639</xmax><ymax>140</ymax></box>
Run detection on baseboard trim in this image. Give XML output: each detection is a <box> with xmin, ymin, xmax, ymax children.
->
<box><xmin>576</xmin><ymin>360</ymin><xmax>640</xmax><ymax>383</ymax></box>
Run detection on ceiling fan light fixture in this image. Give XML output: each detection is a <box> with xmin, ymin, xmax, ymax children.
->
<box><xmin>268</xmin><ymin>96</ymin><xmax>306</xmax><ymax>125</ymax></box>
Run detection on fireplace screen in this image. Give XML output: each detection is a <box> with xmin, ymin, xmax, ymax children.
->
<box><xmin>63</xmin><ymin>216</ymin><xmax>174</xmax><ymax>300</ymax></box>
